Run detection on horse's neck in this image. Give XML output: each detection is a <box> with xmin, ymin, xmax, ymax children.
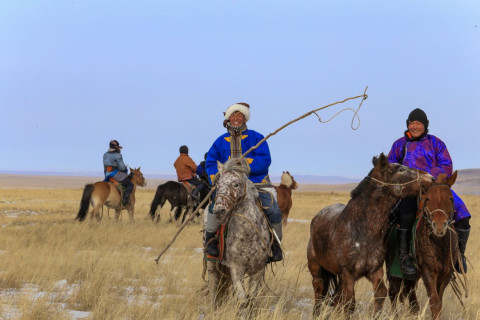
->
<box><xmin>278</xmin><ymin>184</ymin><xmax>292</xmax><ymax>194</ymax></box>
<box><xmin>343</xmin><ymin>188</ymin><xmax>396</xmax><ymax>233</ymax></box>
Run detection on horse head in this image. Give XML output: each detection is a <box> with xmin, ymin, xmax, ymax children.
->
<box><xmin>281</xmin><ymin>171</ymin><xmax>298</xmax><ymax>190</ymax></box>
<box><xmin>419</xmin><ymin>172</ymin><xmax>457</xmax><ymax>237</ymax></box>
<box><xmin>129</xmin><ymin>167</ymin><xmax>147</xmax><ymax>187</ymax></box>
<box><xmin>369</xmin><ymin>153</ymin><xmax>433</xmax><ymax>198</ymax></box>
<box><xmin>213</xmin><ymin>158</ymin><xmax>253</xmax><ymax>224</ymax></box>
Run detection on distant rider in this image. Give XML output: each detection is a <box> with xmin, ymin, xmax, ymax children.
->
<box><xmin>173</xmin><ymin>145</ymin><xmax>204</xmax><ymax>200</ymax></box>
<box><xmin>103</xmin><ymin>140</ymin><xmax>134</xmax><ymax>205</ymax></box>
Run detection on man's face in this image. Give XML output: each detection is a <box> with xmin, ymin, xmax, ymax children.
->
<box><xmin>229</xmin><ymin>111</ymin><xmax>246</xmax><ymax>127</ymax></box>
<box><xmin>408</xmin><ymin>120</ymin><xmax>425</xmax><ymax>138</ymax></box>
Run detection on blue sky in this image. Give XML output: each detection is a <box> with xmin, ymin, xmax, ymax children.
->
<box><xmin>1</xmin><ymin>1</ymin><xmax>479</xmax><ymax>178</ymax></box>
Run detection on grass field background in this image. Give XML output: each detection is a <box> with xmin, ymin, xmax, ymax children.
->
<box><xmin>0</xmin><ymin>180</ymin><xmax>478</xmax><ymax>319</ymax></box>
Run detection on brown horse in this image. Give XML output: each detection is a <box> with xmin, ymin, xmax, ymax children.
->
<box><xmin>274</xmin><ymin>171</ymin><xmax>298</xmax><ymax>226</ymax></box>
<box><xmin>307</xmin><ymin>154</ymin><xmax>433</xmax><ymax>316</ymax></box>
<box><xmin>387</xmin><ymin>172</ymin><xmax>459</xmax><ymax>319</ymax></box>
<box><xmin>75</xmin><ymin>167</ymin><xmax>146</xmax><ymax>223</ymax></box>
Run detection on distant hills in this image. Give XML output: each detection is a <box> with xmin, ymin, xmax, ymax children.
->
<box><xmin>0</xmin><ymin>168</ymin><xmax>479</xmax><ymax>194</ymax></box>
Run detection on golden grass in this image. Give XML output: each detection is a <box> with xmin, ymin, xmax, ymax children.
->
<box><xmin>0</xmin><ymin>187</ymin><xmax>478</xmax><ymax>319</ymax></box>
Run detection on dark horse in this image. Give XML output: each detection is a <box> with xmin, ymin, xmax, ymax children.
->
<box><xmin>387</xmin><ymin>172</ymin><xmax>459</xmax><ymax>319</ymax></box>
<box><xmin>307</xmin><ymin>154</ymin><xmax>433</xmax><ymax>316</ymax></box>
<box><xmin>75</xmin><ymin>167</ymin><xmax>146</xmax><ymax>223</ymax></box>
<box><xmin>149</xmin><ymin>180</ymin><xmax>210</xmax><ymax>223</ymax></box>
<box><xmin>274</xmin><ymin>171</ymin><xmax>298</xmax><ymax>226</ymax></box>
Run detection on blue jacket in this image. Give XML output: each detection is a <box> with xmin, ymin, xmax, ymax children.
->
<box><xmin>206</xmin><ymin>128</ymin><xmax>272</xmax><ymax>185</ymax></box>
<box><xmin>388</xmin><ymin>133</ymin><xmax>470</xmax><ymax>222</ymax></box>
<box><xmin>103</xmin><ymin>151</ymin><xmax>128</xmax><ymax>182</ymax></box>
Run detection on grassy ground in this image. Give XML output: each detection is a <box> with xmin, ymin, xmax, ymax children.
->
<box><xmin>0</xmin><ymin>187</ymin><xmax>478</xmax><ymax>319</ymax></box>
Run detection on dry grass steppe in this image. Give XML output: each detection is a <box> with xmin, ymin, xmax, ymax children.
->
<box><xmin>0</xmin><ymin>175</ymin><xmax>478</xmax><ymax>319</ymax></box>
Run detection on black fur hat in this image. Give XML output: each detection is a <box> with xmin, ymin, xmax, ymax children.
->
<box><xmin>406</xmin><ymin>108</ymin><xmax>429</xmax><ymax>129</ymax></box>
<box><xmin>179</xmin><ymin>145</ymin><xmax>189</xmax><ymax>154</ymax></box>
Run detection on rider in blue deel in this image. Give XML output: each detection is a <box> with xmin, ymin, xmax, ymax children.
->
<box><xmin>204</xmin><ymin>102</ymin><xmax>283</xmax><ymax>262</ymax></box>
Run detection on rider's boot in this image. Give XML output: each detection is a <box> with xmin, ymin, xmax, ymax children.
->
<box><xmin>269</xmin><ymin>223</ymin><xmax>283</xmax><ymax>263</ymax></box>
<box><xmin>205</xmin><ymin>231</ymin><xmax>220</xmax><ymax>257</ymax></box>
<box><xmin>397</xmin><ymin>228</ymin><xmax>416</xmax><ymax>275</ymax></box>
<box><xmin>455</xmin><ymin>227</ymin><xmax>470</xmax><ymax>273</ymax></box>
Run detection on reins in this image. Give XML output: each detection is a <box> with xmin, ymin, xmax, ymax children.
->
<box><xmin>369</xmin><ymin>169</ymin><xmax>421</xmax><ymax>188</ymax></box>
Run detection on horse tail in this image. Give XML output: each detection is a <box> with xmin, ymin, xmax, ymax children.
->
<box><xmin>76</xmin><ymin>183</ymin><xmax>94</xmax><ymax>222</ymax></box>
<box><xmin>321</xmin><ymin>267</ymin><xmax>340</xmax><ymax>300</ymax></box>
<box><xmin>149</xmin><ymin>184</ymin><xmax>165</xmax><ymax>220</ymax></box>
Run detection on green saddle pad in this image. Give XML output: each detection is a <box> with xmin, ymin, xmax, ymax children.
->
<box><xmin>386</xmin><ymin>217</ymin><xmax>420</xmax><ymax>281</ymax></box>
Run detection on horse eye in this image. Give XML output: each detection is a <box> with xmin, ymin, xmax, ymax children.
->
<box><xmin>398</xmin><ymin>167</ymin><xmax>405</xmax><ymax>173</ymax></box>
<box><xmin>234</xmin><ymin>183</ymin><xmax>240</xmax><ymax>188</ymax></box>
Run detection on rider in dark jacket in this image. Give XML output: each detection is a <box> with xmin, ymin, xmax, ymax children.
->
<box><xmin>103</xmin><ymin>140</ymin><xmax>134</xmax><ymax>205</ymax></box>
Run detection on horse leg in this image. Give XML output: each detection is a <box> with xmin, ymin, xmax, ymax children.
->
<box><xmin>339</xmin><ymin>270</ymin><xmax>355</xmax><ymax>314</ymax></box>
<box><xmin>114</xmin><ymin>209</ymin><xmax>121</xmax><ymax>222</ymax></box>
<box><xmin>127</xmin><ymin>206</ymin><xmax>135</xmax><ymax>223</ymax></box>
<box><xmin>307</xmin><ymin>258</ymin><xmax>326</xmax><ymax>317</ymax></box>
<box><xmin>207</xmin><ymin>261</ymin><xmax>220</xmax><ymax>309</ymax></box>
<box><xmin>229</xmin><ymin>266</ymin><xmax>247</xmax><ymax>303</ymax></box>
<box><xmin>406</xmin><ymin>280</ymin><xmax>419</xmax><ymax>313</ymax></box>
<box><xmin>367</xmin><ymin>267</ymin><xmax>387</xmax><ymax>314</ymax></box>
<box><xmin>423</xmin><ymin>273</ymin><xmax>441</xmax><ymax>319</ymax></box>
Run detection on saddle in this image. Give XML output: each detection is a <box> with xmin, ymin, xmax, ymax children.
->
<box><xmin>107</xmin><ymin>178</ymin><xmax>125</xmax><ymax>198</ymax></box>
<box><xmin>204</xmin><ymin>224</ymin><xmax>227</xmax><ymax>262</ymax></box>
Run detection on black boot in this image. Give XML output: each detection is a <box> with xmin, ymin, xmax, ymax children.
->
<box><xmin>123</xmin><ymin>192</ymin><xmax>131</xmax><ymax>205</ymax></box>
<box><xmin>269</xmin><ymin>223</ymin><xmax>283</xmax><ymax>262</ymax></box>
<box><xmin>455</xmin><ymin>227</ymin><xmax>470</xmax><ymax>273</ymax></box>
<box><xmin>205</xmin><ymin>231</ymin><xmax>219</xmax><ymax>257</ymax></box>
<box><xmin>397</xmin><ymin>228</ymin><xmax>416</xmax><ymax>275</ymax></box>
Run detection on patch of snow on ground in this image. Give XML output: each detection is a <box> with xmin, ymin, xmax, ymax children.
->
<box><xmin>287</xmin><ymin>218</ymin><xmax>309</xmax><ymax>224</ymax></box>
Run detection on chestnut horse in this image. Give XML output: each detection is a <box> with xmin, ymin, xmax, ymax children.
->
<box><xmin>307</xmin><ymin>154</ymin><xmax>433</xmax><ymax>316</ymax></box>
<box><xmin>387</xmin><ymin>172</ymin><xmax>460</xmax><ymax>319</ymax></box>
<box><xmin>274</xmin><ymin>171</ymin><xmax>298</xmax><ymax>226</ymax></box>
<box><xmin>75</xmin><ymin>167</ymin><xmax>146</xmax><ymax>223</ymax></box>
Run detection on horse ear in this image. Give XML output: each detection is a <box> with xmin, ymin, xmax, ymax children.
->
<box><xmin>447</xmin><ymin>171</ymin><xmax>457</xmax><ymax>187</ymax></box>
<box><xmin>137</xmin><ymin>166</ymin><xmax>141</xmax><ymax>171</ymax></box>
<box><xmin>372</xmin><ymin>156</ymin><xmax>378</xmax><ymax>167</ymax></box>
<box><xmin>217</xmin><ymin>161</ymin><xmax>225</xmax><ymax>175</ymax></box>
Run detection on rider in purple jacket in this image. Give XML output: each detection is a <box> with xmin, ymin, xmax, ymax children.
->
<box><xmin>388</xmin><ymin>108</ymin><xmax>471</xmax><ymax>274</ymax></box>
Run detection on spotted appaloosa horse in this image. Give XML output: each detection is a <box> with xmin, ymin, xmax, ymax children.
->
<box><xmin>274</xmin><ymin>171</ymin><xmax>298</xmax><ymax>226</ymax></box>
<box><xmin>206</xmin><ymin>158</ymin><xmax>271</xmax><ymax>310</ymax></box>
<box><xmin>75</xmin><ymin>167</ymin><xmax>146</xmax><ymax>223</ymax></box>
<box><xmin>388</xmin><ymin>172</ymin><xmax>459</xmax><ymax>320</ymax></box>
<box><xmin>307</xmin><ymin>154</ymin><xmax>433</xmax><ymax>316</ymax></box>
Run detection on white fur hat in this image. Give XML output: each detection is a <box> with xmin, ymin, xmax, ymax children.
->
<box><xmin>224</xmin><ymin>102</ymin><xmax>250</xmax><ymax>121</ymax></box>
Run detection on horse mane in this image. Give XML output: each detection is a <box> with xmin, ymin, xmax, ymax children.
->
<box><xmin>221</xmin><ymin>158</ymin><xmax>258</xmax><ymax>199</ymax></box>
<box><xmin>350</xmin><ymin>169</ymin><xmax>373</xmax><ymax>199</ymax></box>
<box><xmin>223</xmin><ymin>158</ymin><xmax>250</xmax><ymax>176</ymax></box>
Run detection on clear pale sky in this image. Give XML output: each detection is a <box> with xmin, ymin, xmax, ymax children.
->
<box><xmin>1</xmin><ymin>1</ymin><xmax>479</xmax><ymax>178</ymax></box>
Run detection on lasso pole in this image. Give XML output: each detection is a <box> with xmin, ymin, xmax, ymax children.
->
<box><xmin>242</xmin><ymin>86</ymin><xmax>368</xmax><ymax>158</ymax></box>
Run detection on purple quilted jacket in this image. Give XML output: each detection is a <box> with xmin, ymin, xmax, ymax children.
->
<box><xmin>388</xmin><ymin>132</ymin><xmax>470</xmax><ymax>222</ymax></box>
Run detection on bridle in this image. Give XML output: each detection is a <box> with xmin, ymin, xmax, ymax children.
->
<box><xmin>369</xmin><ymin>169</ymin><xmax>422</xmax><ymax>188</ymax></box>
<box><xmin>418</xmin><ymin>182</ymin><xmax>455</xmax><ymax>229</ymax></box>
<box><xmin>214</xmin><ymin>173</ymin><xmax>248</xmax><ymax>216</ymax></box>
